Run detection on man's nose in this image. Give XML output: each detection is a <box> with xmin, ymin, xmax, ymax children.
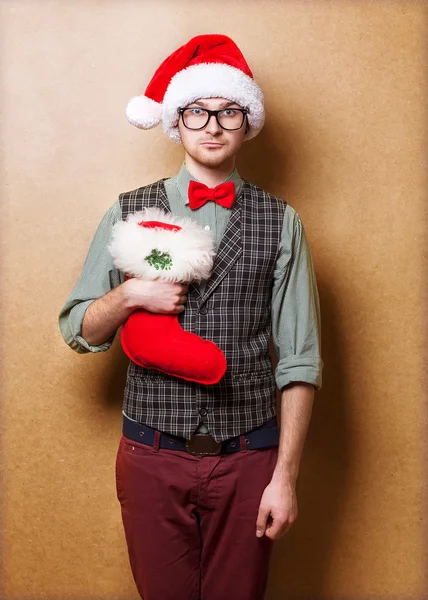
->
<box><xmin>204</xmin><ymin>113</ymin><xmax>222</xmax><ymax>135</ymax></box>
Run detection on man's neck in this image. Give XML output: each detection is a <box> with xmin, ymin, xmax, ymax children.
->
<box><xmin>184</xmin><ymin>154</ymin><xmax>236</xmax><ymax>187</ymax></box>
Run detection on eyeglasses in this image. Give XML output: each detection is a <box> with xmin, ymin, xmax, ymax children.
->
<box><xmin>178</xmin><ymin>107</ymin><xmax>248</xmax><ymax>131</ymax></box>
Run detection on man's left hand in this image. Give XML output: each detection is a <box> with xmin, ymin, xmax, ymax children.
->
<box><xmin>255</xmin><ymin>479</ymin><xmax>298</xmax><ymax>540</ymax></box>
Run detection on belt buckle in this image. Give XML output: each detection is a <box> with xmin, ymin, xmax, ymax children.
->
<box><xmin>185</xmin><ymin>434</ymin><xmax>222</xmax><ymax>456</ymax></box>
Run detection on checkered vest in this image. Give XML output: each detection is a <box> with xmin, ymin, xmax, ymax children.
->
<box><xmin>119</xmin><ymin>179</ymin><xmax>286</xmax><ymax>442</ymax></box>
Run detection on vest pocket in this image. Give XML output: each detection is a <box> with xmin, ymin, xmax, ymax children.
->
<box><xmin>231</xmin><ymin>369</ymin><xmax>273</xmax><ymax>381</ymax></box>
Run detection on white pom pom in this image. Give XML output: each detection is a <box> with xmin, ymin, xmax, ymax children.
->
<box><xmin>126</xmin><ymin>96</ymin><xmax>163</xmax><ymax>129</ymax></box>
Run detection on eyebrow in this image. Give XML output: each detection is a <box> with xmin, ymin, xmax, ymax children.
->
<box><xmin>191</xmin><ymin>100</ymin><xmax>241</xmax><ymax>109</ymax></box>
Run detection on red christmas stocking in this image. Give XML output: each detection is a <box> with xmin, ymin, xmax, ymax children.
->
<box><xmin>121</xmin><ymin>310</ymin><xmax>226</xmax><ymax>384</ymax></box>
<box><xmin>109</xmin><ymin>207</ymin><xmax>227</xmax><ymax>385</ymax></box>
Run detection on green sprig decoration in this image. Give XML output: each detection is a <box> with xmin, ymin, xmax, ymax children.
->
<box><xmin>145</xmin><ymin>248</ymin><xmax>173</xmax><ymax>271</ymax></box>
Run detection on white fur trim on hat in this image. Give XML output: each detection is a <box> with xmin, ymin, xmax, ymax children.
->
<box><xmin>161</xmin><ymin>63</ymin><xmax>265</xmax><ymax>143</ymax></box>
<box><xmin>109</xmin><ymin>207</ymin><xmax>215</xmax><ymax>282</ymax></box>
<box><xmin>126</xmin><ymin>96</ymin><xmax>163</xmax><ymax>129</ymax></box>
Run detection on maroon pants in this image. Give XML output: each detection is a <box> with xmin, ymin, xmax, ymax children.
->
<box><xmin>115</xmin><ymin>432</ymin><xmax>278</xmax><ymax>600</ymax></box>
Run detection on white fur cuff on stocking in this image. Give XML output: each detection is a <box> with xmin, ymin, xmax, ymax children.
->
<box><xmin>108</xmin><ymin>207</ymin><xmax>216</xmax><ymax>282</ymax></box>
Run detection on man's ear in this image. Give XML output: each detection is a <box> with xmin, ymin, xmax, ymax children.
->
<box><xmin>244</xmin><ymin>116</ymin><xmax>249</xmax><ymax>135</ymax></box>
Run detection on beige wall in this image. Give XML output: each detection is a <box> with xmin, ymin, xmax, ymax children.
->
<box><xmin>1</xmin><ymin>1</ymin><xmax>426</xmax><ymax>598</ymax></box>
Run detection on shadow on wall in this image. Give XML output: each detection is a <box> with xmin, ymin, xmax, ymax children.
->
<box><xmin>239</xmin><ymin>118</ymin><xmax>353</xmax><ymax>598</ymax></box>
<box><xmin>267</xmin><ymin>279</ymin><xmax>352</xmax><ymax>599</ymax></box>
<box><xmin>97</xmin><ymin>336</ymin><xmax>129</xmax><ymax>409</ymax></box>
<box><xmin>237</xmin><ymin>118</ymin><xmax>296</xmax><ymax>192</ymax></box>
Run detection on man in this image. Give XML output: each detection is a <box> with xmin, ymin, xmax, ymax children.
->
<box><xmin>59</xmin><ymin>34</ymin><xmax>323</xmax><ymax>600</ymax></box>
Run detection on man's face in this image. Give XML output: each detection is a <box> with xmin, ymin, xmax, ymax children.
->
<box><xmin>177</xmin><ymin>97</ymin><xmax>248</xmax><ymax>168</ymax></box>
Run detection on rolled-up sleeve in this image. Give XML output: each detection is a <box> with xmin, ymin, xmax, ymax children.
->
<box><xmin>271</xmin><ymin>205</ymin><xmax>323</xmax><ymax>391</ymax></box>
<box><xmin>58</xmin><ymin>201</ymin><xmax>124</xmax><ymax>353</ymax></box>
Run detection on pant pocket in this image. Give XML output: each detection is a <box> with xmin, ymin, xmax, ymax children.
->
<box><xmin>115</xmin><ymin>436</ymin><xmax>125</xmax><ymax>504</ymax></box>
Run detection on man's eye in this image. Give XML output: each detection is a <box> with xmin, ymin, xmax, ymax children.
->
<box><xmin>222</xmin><ymin>109</ymin><xmax>237</xmax><ymax>116</ymax></box>
<box><xmin>190</xmin><ymin>109</ymin><xmax>204</xmax><ymax>115</ymax></box>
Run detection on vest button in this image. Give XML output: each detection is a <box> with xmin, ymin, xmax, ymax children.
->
<box><xmin>199</xmin><ymin>408</ymin><xmax>208</xmax><ymax>416</ymax></box>
<box><xmin>199</xmin><ymin>306</ymin><xmax>208</xmax><ymax>315</ymax></box>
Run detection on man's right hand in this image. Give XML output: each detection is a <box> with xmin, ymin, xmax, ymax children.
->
<box><xmin>81</xmin><ymin>277</ymin><xmax>189</xmax><ymax>347</ymax></box>
<box><xmin>123</xmin><ymin>277</ymin><xmax>189</xmax><ymax>314</ymax></box>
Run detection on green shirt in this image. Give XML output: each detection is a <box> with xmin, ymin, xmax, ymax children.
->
<box><xmin>59</xmin><ymin>163</ymin><xmax>323</xmax><ymax>406</ymax></box>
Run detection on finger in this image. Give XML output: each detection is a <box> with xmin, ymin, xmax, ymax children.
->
<box><xmin>256</xmin><ymin>506</ymin><xmax>270</xmax><ymax>538</ymax></box>
<box><xmin>171</xmin><ymin>296</ymin><xmax>186</xmax><ymax>308</ymax></box>
<box><xmin>276</xmin><ymin>522</ymin><xmax>293</xmax><ymax>540</ymax></box>
<box><xmin>173</xmin><ymin>305</ymin><xmax>185</xmax><ymax>313</ymax></box>
<box><xmin>266</xmin><ymin>518</ymin><xmax>289</xmax><ymax>540</ymax></box>
<box><xmin>161</xmin><ymin>303</ymin><xmax>185</xmax><ymax>314</ymax></box>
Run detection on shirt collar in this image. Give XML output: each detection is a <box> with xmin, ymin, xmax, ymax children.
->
<box><xmin>175</xmin><ymin>162</ymin><xmax>243</xmax><ymax>206</ymax></box>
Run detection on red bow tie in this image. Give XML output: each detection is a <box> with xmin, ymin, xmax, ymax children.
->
<box><xmin>188</xmin><ymin>180</ymin><xmax>235</xmax><ymax>210</ymax></box>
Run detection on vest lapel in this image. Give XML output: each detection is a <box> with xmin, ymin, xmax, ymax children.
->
<box><xmin>157</xmin><ymin>180</ymin><xmax>203</xmax><ymax>299</ymax></box>
<box><xmin>157</xmin><ymin>179</ymin><xmax>244</xmax><ymax>304</ymax></box>
<box><xmin>198</xmin><ymin>184</ymin><xmax>245</xmax><ymax>307</ymax></box>
<box><xmin>157</xmin><ymin>180</ymin><xmax>171</xmax><ymax>213</ymax></box>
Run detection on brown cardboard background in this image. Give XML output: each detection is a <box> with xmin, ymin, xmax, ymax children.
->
<box><xmin>1</xmin><ymin>1</ymin><xmax>427</xmax><ymax>598</ymax></box>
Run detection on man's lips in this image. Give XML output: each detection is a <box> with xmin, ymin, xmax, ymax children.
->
<box><xmin>200</xmin><ymin>142</ymin><xmax>224</xmax><ymax>148</ymax></box>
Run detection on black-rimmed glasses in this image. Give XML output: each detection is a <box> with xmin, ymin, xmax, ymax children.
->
<box><xmin>178</xmin><ymin>107</ymin><xmax>248</xmax><ymax>131</ymax></box>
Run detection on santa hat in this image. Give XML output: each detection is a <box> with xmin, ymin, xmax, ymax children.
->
<box><xmin>126</xmin><ymin>34</ymin><xmax>265</xmax><ymax>143</ymax></box>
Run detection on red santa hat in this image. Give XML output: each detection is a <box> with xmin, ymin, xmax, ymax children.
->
<box><xmin>126</xmin><ymin>34</ymin><xmax>265</xmax><ymax>143</ymax></box>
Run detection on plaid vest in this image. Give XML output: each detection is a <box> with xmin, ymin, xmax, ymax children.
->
<box><xmin>119</xmin><ymin>179</ymin><xmax>286</xmax><ymax>442</ymax></box>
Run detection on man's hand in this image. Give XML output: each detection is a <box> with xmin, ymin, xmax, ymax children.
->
<box><xmin>81</xmin><ymin>277</ymin><xmax>189</xmax><ymax>346</ymax></box>
<box><xmin>255</xmin><ymin>478</ymin><xmax>298</xmax><ymax>540</ymax></box>
<box><xmin>255</xmin><ymin>382</ymin><xmax>314</xmax><ymax>540</ymax></box>
<box><xmin>123</xmin><ymin>277</ymin><xmax>189</xmax><ymax>314</ymax></box>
